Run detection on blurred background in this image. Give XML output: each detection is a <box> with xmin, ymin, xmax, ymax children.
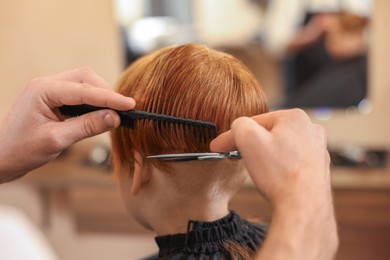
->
<box><xmin>1</xmin><ymin>0</ymin><xmax>390</xmax><ymax>259</ymax></box>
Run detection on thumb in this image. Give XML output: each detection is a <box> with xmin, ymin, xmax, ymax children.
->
<box><xmin>58</xmin><ymin>109</ymin><xmax>120</xmax><ymax>147</ymax></box>
<box><xmin>231</xmin><ymin>117</ymin><xmax>272</xmax><ymax>182</ymax></box>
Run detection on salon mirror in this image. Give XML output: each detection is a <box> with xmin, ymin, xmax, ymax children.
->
<box><xmin>115</xmin><ymin>0</ymin><xmax>390</xmax><ymax>151</ymax></box>
<box><xmin>115</xmin><ymin>0</ymin><xmax>390</xmax><ymax>152</ymax></box>
<box><xmin>115</xmin><ymin>0</ymin><xmax>370</xmax><ymax>105</ymax></box>
<box><xmin>275</xmin><ymin>12</ymin><xmax>369</xmax><ymax>109</ymax></box>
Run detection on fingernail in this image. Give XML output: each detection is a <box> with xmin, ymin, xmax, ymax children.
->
<box><xmin>104</xmin><ymin>113</ymin><xmax>116</xmax><ymax>128</ymax></box>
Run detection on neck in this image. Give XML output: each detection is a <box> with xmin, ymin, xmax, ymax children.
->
<box><xmin>143</xmin><ymin>182</ymin><xmax>231</xmax><ymax>236</ymax></box>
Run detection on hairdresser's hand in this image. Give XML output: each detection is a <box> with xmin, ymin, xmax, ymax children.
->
<box><xmin>0</xmin><ymin>67</ymin><xmax>135</xmax><ymax>183</ymax></box>
<box><xmin>210</xmin><ymin>109</ymin><xmax>337</xmax><ymax>260</ymax></box>
<box><xmin>210</xmin><ymin>109</ymin><xmax>330</xmax><ymax>206</ymax></box>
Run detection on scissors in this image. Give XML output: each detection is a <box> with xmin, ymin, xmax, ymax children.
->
<box><xmin>146</xmin><ymin>151</ymin><xmax>242</xmax><ymax>162</ymax></box>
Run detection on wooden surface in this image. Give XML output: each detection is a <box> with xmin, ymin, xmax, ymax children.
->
<box><xmin>24</xmin><ymin>139</ymin><xmax>390</xmax><ymax>190</ymax></box>
<box><xmin>334</xmin><ymin>190</ymin><xmax>390</xmax><ymax>260</ymax></box>
<box><xmin>68</xmin><ymin>186</ymin><xmax>152</xmax><ymax>235</ymax></box>
<box><xmin>49</xmin><ymin>185</ymin><xmax>390</xmax><ymax>260</ymax></box>
<box><xmin>21</xmin><ymin>140</ymin><xmax>390</xmax><ymax>259</ymax></box>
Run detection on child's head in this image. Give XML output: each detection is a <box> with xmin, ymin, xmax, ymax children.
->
<box><xmin>111</xmin><ymin>43</ymin><xmax>268</xmax><ymax>229</ymax></box>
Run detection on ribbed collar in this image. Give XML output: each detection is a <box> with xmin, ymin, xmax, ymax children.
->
<box><xmin>155</xmin><ymin>211</ymin><xmax>267</xmax><ymax>258</ymax></box>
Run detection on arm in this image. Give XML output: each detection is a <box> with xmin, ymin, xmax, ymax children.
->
<box><xmin>0</xmin><ymin>67</ymin><xmax>135</xmax><ymax>183</ymax></box>
<box><xmin>210</xmin><ymin>109</ymin><xmax>338</xmax><ymax>260</ymax></box>
<box><xmin>286</xmin><ymin>15</ymin><xmax>327</xmax><ymax>53</ymax></box>
<box><xmin>261</xmin><ymin>0</ymin><xmax>306</xmax><ymax>56</ymax></box>
<box><xmin>256</xmin><ymin>194</ymin><xmax>336</xmax><ymax>260</ymax></box>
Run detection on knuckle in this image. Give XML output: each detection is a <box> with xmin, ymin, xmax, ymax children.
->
<box><xmin>82</xmin><ymin>116</ymin><xmax>99</xmax><ymax>137</ymax></box>
<box><xmin>25</xmin><ymin>78</ymin><xmax>51</xmax><ymax>100</ymax></box>
<box><xmin>286</xmin><ymin>109</ymin><xmax>312</xmax><ymax>128</ymax></box>
<box><xmin>77</xmin><ymin>66</ymin><xmax>96</xmax><ymax>79</ymax></box>
<box><xmin>314</xmin><ymin>123</ymin><xmax>327</xmax><ymax>141</ymax></box>
<box><xmin>234</xmin><ymin>117</ymin><xmax>260</xmax><ymax>138</ymax></box>
<box><xmin>27</xmin><ymin>77</ymin><xmax>45</xmax><ymax>90</ymax></box>
<box><xmin>290</xmin><ymin>108</ymin><xmax>307</xmax><ymax>119</ymax></box>
<box><xmin>232</xmin><ymin>117</ymin><xmax>251</xmax><ymax>131</ymax></box>
<box><xmin>231</xmin><ymin>116</ymin><xmax>245</xmax><ymax>128</ymax></box>
<box><xmin>314</xmin><ymin>123</ymin><xmax>325</xmax><ymax>132</ymax></box>
<box><xmin>313</xmin><ymin>123</ymin><xmax>324</xmax><ymax>129</ymax></box>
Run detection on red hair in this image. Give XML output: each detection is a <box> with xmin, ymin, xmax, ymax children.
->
<box><xmin>111</xmin><ymin>43</ymin><xmax>268</xmax><ymax>174</ymax></box>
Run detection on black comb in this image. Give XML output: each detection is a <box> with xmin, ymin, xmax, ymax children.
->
<box><xmin>58</xmin><ymin>105</ymin><xmax>218</xmax><ymax>142</ymax></box>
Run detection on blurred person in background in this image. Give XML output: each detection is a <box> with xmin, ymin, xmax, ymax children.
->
<box><xmin>261</xmin><ymin>0</ymin><xmax>371</xmax><ymax>107</ymax></box>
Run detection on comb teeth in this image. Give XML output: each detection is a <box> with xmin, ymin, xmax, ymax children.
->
<box><xmin>58</xmin><ymin>105</ymin><xmax>219</xmax><ymax>142</ymax></box>
<box><xmin>117</xmin><ymin>110</ymin><xmax>218</xmax><ymax>143</ymax></box>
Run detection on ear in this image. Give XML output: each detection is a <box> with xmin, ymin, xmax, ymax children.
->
<box><xmin>130</xmin><ymin>150</ymin><xmax>151</xmax><ymax>195</ymax></box>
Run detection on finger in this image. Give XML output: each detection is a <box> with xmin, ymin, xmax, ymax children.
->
<box><xmin>210</xmin><ymin>109</ymin><xmax>308</xmax><ymax>152</ymax></box>
<box><xmin>230</xmin><ymin>117</ymin><xmax>272</xmax><ymax>186</ymax></box>
<box><xmin>231</xmin><ymin>117</ymin><xmax>272</xmax><ymax>158</ymax></box>
<box><xmin>210</xmin><ymin>131</ymin><xmax>235</xmax><ymax>152</ymax></box>
<box><xmin>314</xmin><ymin>124</ymin><xmax>327</xmax><ymax>147</ymax></box>
<box><xmin>251</xmin><ymin>108</ymin><xmax>311</xmax><ymax>130</ymax></box>
<box><xmin>45</xmin><ymin>67</ymin><xmax>112</xmax><ymax>90</ymax></box>
<box><xmin>54</xmin><ymin>109</ymin><xmax>121</xmax><ymax>148</ymax></box>
<box><xmin>40</xmin><ymin>80</ymin><xmax>135</xmax><ymax>110</ymax></box>
<box><xmin>210</xmin><ymin>111</ymin><xmax>282</xmax><ymax>152</ymax></box>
